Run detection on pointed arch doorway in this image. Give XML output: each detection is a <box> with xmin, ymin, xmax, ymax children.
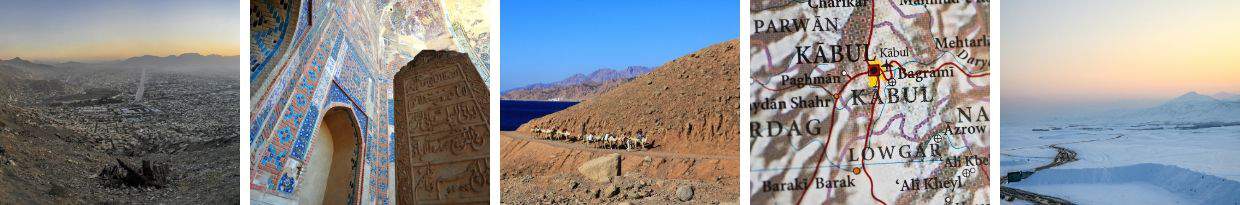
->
<box><xmin>299</xmin><ymin>107</ymin><xmax>363</xmax><ymax>205</ymax></box>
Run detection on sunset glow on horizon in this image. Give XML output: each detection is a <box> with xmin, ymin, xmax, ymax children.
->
<box><xmin>0</xmin><ymin>0</ymin><xmax>239</xmax><ymax>62</ymax></box>
<box><xmin>1003</xmin><ymin>0</ymin><xmax>1240</xmax><ymax>121</ymax></box>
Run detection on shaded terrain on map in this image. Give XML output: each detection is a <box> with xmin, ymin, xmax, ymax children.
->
<box><xmin>749</xmin><ymin>0</ymin><xmax>990</xmax><ymax>204</ymax></box>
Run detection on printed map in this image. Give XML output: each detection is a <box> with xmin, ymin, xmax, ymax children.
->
<box><xmin>749</xmin><ymin>0</ymin><xmax>991</xmax><ymax>204</ymax></box>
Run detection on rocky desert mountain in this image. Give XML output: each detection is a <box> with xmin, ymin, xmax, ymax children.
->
<box><xmin>502</xmin><ymin>40</ymin><xmax>740</xmax><ymax>204</ymax></box>
<box><xmin>501</xmin><ymin>66</ymin><xmax>652</xmax><ymax>101</ymax></box>
<box><xmin>517</xmin><ymin>40</ymin><xmax>739</xmax><ymax>156</ymax></box>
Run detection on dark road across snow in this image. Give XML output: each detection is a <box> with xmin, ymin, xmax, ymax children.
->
<box><xmin>999</xmin><ymin>135</ymin><xmax>1122</xmax><ymax>204</ymax></box>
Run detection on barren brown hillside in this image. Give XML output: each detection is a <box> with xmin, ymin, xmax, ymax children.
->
<box><xmin>518</xmin><ymin>39</ymin><xmax>739</xmax><ymax>156</ymax></box>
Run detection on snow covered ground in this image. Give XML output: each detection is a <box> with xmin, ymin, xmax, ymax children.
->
<box><xmin>1017</xmin><ymin>183</ymin><xmax>1194</xmax><ymax>204</ymax></box>
<box><xmin>1001</xmin><ymin>124</ymin><xmax>1240</xmax><ymax>204</ymax></box>
<box><xmin>1001</xmin><ymin>92</ymin><xmax>1240</xmax><ymax>204</ymax></box>
<box><xmin>1003</xmin><ymin>124</ymin><xmax>1240</xmax><ymax>179</ymax></box>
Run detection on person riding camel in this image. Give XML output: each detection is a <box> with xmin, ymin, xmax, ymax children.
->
<box><xmin>606</xmin><ymin>133</ymin><xmax>617</xmax><ymax>149</ymax></box>
<box><xmin>635</xmin><ymin>130</ymin><xmax>647</xmax><ymax>150</ymax></box>
<box><xmin>557</xmin><ymin>129</ymin><xmax>566</xmax><ymax>141</ymax></box>
<box><xmin>548</xmin><ymin>127</ymin><xmax>559</xmax><ymax>140</ymax></box>
<box><xmin>620</xmin><ymin>132</ymin><xmax>632</xmax><ymax>151</ymax></box>
<box><xmin>549</xmin><ymin>128</ymin><xmax>557</xmax><ymax>140</ymax></box>
<box><xmin>602</xmin><ymin>133</ymin><xmax>613</xmax><ymax>148</ymax></box>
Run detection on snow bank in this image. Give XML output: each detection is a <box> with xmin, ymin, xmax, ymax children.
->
<box><xmin>1017</xmin><ymin>163</ymin><xmax>1240</xmax><ymax>204</ymax></box>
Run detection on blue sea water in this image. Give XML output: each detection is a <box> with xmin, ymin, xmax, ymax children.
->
<box><xmin>500</xmin><ymin>100</ymin><xmax>578</xmax><ymax>131</ymax></box>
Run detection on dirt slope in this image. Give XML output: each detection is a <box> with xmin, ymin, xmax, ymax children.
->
<box><xmin>517</xmin><ymin>39</ymin><xmax>740</xmax><ymax>156</ymax></box>
<box><xmin>499</xmin><ymin>132</ymin><xmax>738</xmax><ymax>204</ymax></box>
<box><xmin>500</xmin><ymin>132</ymin><xmax>737</xmax><ymax>181</ymax></box>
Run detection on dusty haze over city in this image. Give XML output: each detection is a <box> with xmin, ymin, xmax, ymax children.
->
<box><xmin>0</xmin><ymin>0</ymin><xmax>239</xmax><ymax>62</ymax></box>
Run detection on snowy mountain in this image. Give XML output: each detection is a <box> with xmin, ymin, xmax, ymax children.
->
<box><xmin>1213</xmin><ymin>92</ymin><xmax>1240</xmax><ymax>102</ymax></box>
<box><xmin>1098</xmin><ymin>92</ymin><xmax>1240</xmax><ymax>123</ymax></box>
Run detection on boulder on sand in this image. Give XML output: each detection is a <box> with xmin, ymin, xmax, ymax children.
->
<box><xmin>577</xmin><ymin>153</ymin><xmax>620</xmax><ymax>182</ymax></box>
<box><xmin>677</xmin><ymin>185</ymin><xmax>694</xmax><ymax>202</ymax></box>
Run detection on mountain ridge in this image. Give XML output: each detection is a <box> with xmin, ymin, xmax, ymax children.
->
<box><xmin>501</xmin><ymin>66</ymin><xmax>652</xmax><ymax>101</ymax></box>
<box><xmin>1211</xmin><ymin>91</ymin><xmax>1240</xmax><ymax>102</ymax></box>
<box><xmin>1079</xmin><ymin>91</ymin><xmax>1240</xmax><ymax>124</ymax></box>
<box><xmin>517</xmin><ymin>39</ymin><xmax>740</xmax><ymax>156</ymax></box>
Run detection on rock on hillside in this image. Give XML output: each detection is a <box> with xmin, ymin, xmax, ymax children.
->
<box><xmin>517</xmin><ymin>40</ymin><xmax>739</xmax><ymax>156</ymax></box>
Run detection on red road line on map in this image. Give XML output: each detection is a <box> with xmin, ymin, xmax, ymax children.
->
<box><xmin>860</xmin><ymin>1</ymin><xmax>887</xmax><ymax>204</ymax></box>
<box><xmin>794</xmin><ymin>72</ymin><xmax>866</xmax><ymax>205</ymax></box>
<box><xmin>860</xmin><ymin>79</ymin><xmax>886</xmax><ymax>205</ymax></box>
<box><xmin>753</xmin><ymin>57</ymin><xmax>989</xmax><ymax>92</ymax></box>
<box><xmin>859</xmin><ymin>61</ymin><xmax>987</xmax><ymax>205</ymax></box>
<box><xmin>796</xmin><ymin>0</ymin><xmax>882</xmax><ymax>204</ymax></box>
<box><xmin>783</xmin><ymin>54</ymin><xmax>989</xmax><ymax>205</ymax></box>
<box><xmin>888</xmin><ymin>61</ymin><xmax>990</xmax><ymax>79</ymax></box>
<box><xmin>976</xmin><ymin>147</ymin><xmax>991</xmax><ymax>180</ymax></box>
<box><xmin>979</xmin><ymin>156</ymin><xmax>990</xmax><ymax>179</ymax></box>
<box><xmin>790</xmin><ymin>1</ymin><xmax>989</xmax><ymax>204</ymax></box>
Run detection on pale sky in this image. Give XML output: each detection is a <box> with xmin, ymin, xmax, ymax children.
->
<box><xmin>0</xmin><ymin>0</ymin><xmax>239</xmax><ymax>62</ymax></box>
<box><xmin>1003</xmin><ymin>0</ymin><xmax>1240</xmax><ymax>122</ymax></box>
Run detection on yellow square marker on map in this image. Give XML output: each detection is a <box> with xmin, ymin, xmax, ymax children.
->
<box><xmin>867</xmin><ymin>59</ymin><xmax>883</xmax><ymax>87</ymax></box>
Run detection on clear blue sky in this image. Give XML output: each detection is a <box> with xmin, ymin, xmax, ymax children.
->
<box><xmin>0</xmin><ymin>0</ymin><xmax>238</xmax><ymax>62</ymax></box>
<box><xmin>500</xmin><ymin>0</ymin><xmax>738</xmax><ymax>90</ymax></box>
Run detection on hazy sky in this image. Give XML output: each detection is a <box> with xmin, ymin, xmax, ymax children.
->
<box><xmin>1003</xmin><ymin>0</ymin><xmax>1240</xmax><ymax>122</ymax></box>
<box><xmin>0</xmin><ymin>0</ymin><xmax>239</xmax><ymax>62</ymax></box>
<box><xmin>500</xmin><ymin>0</ymin><xmax>738</xmax><ymax>90</ymax></box>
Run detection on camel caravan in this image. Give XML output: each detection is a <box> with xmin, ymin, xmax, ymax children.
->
<box><xmin>528</xmin><ymin>127</ymin><xmax>655</xmax><ymax>151</ymax></box>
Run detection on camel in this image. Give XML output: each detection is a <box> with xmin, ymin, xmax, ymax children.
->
<box><xmin>601</xmin><ymin>133</ymin><xmax>614</xmax><ymax>148</ymax></box>
<box><xmin>635</xmin><ymin>131</ymin><xmax>648</xmax><ymax>150</ymax></box>
<box><xmin>624</xmin><ymin>136</ymin><xmax>633</xmax><ymax>151</ymax></box>
<box><xmin>541</xmin><ymin>128</ymin><xmax>555</xmax><ymax>139</ymax></box>
<box><xmin>532</xmin><ymin>128</ymin><xmax>544</xmax><ymax>138</ymax></box>
<box><xmin>584</xmin><ymin>133</ymin><xmax>595</xmax><ymax>144</ymax></box>
<box><xmin>604</xmin><ymin>134</ymin><xmax>618</xmax><ymax>149</ymax></box>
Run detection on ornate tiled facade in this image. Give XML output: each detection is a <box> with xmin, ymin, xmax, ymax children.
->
<box><xmin>249</xmin><ymin>0</ymin><xmax>488</xmax><ymax>204</ymax></box>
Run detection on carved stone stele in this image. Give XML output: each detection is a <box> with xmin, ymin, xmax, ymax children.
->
<box><xmin>394</xmin><ymin>50</ymin><xmax>489</xmax><ymax>204</ymax></box>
